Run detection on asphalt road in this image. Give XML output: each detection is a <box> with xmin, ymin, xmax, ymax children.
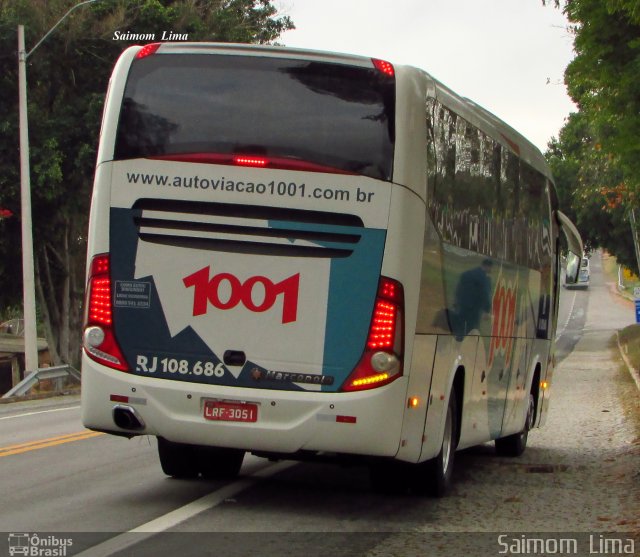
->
<box><xmin>0</xmin><ymin>252</ymin><xmax>638</xmax><ymax>557</ymax></box>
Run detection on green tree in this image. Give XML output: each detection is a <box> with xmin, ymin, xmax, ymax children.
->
<box><xmin>543</xmin><ymin>0</ymin><xmax>640</xmax><ymax>270</ymax></box>
<box><xmin>564</xmin><ymin>0</ymin><xmax>640</xmax><ymax>192</ymax></box>
<box><xmin>547</xmin><ymin>111</ymin><xmax>636</xmax><ymax>267</ymax></box>
<box><xmin>0</xmin><ymin>0</ymin><xmax>293</xmax><ymax>365</ymax></box>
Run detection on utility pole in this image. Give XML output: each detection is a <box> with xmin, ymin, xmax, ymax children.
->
<box><xmin>17</xmin><ymin>1</ymin><xmax>100</xmax><ymax>374</ymax></box>
<box><xmin>18</xmin><ymin>24</ymin><xmax>38</xmax><ymax>373</ymax></box>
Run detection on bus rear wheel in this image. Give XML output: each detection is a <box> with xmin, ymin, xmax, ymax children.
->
<box><xmin>416</xmin><ymin>388</ymin><xmax>458</xmax><ymax>497</ymax></box>
<box><xmin>157</xmin><ymin>437</ymin><xmax>199</xmax><ymax>478</ymax></box>
<box><xmin>197</xmin><ymin>446</ymin><xmax>245</xmax><ymax>479</ymax></box>
<box><xmin>369</xmin><ymin>459</ymin><xmax>411</xmax><ymax>494</ymax></box>
<box><xmin>158</xmin><ymin>438</ymin><xmax>245</xmax><ymax>479</ymax></box>
<box><xmin>495</xmin><ymin>392</ymin><xmax>535</xmax><ymax>457</ymax></box>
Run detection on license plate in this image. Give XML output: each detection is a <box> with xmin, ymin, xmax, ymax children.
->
<box><xmin>203</xmin><ymin>400</ymin><xmax>258</xmax><ymax>423</ymax></box>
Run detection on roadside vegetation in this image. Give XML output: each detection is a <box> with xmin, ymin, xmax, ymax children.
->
<box><xmin>601</xmin><ymin>252</ymin><xmax>640</xmax><ymax>302</ymax></box>
<box><xmin>544</xmin><ymin>1</ymin><xmax>640</xmax><ymax>272</ymax></box>
<box><xmin>0</xmin><ymin>0</ymin><xmax>294</xmax><ymax>367</ymax></box>
<box><xmin>618</xmin><ymin>325</ymin><xmax>640</xmax><ymax>374</ymax></box>
<box><xmin>600</xmin><ymin>251</ymin><xmax>640</xmax><ymax>373</ymax></box>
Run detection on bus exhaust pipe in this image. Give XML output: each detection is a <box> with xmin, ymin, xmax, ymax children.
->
<box><xmin>112</xmin><ymin>405</ymin><xmax>145</xmax><ymax>431</ymax></box>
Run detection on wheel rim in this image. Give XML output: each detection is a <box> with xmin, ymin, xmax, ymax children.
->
<box><xmin>442</xmin><ymin>403</ymin><xmax>453</xmax><ymax>473</ymax></box>
<box><xmin>525</xmin><ymin>394</ymin><xmax>535</xmax><ymax>431</ymax></box>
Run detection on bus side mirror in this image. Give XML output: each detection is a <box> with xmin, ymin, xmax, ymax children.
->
<box><xmin>557</xmin><ymin>211</ymin><xmax>583</xmax><ymax>286</ymax></box>
<box><xmin>565</xmin><ymin>251</ymin><xmax>580</xmax><ymax>284</ymax></box>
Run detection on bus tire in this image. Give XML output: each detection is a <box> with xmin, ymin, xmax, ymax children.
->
<box><xmin>157</xmin><ymin>437</ymin><xmax>199</xmax><ymax>478</ymax></box>
<box><xmin>418</xmin><ymin>388</ymin><xmax>458</xmax><ymax>497</ymax></box>
<box><xmin>369</xmin><ymin>459</ymin><xmax>411</xmax><ymax>494</ymax></box>
<box><xmin>197</xmin><ymin>446</ymin><xmax>245</xmax><ymax>479</ymax></box>
<box><xmin>495</xmin><ymin>392</ymin><xmax>535</xmax><ymax>457</ymax></box>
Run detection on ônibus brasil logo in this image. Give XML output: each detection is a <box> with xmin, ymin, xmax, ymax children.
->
<box><xmin>8</xmin><ymin>533</ymin><xmax>73</xmax><ymax>557</ymax></box>
<box><xmin>183</xmin><ymin>266</ymin><xmax>300</xmax><ymax>324</ymax></box>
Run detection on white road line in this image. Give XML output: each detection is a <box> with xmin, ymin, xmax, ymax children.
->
<box><xmin>555</xmin><ymin>290</ymin><xmax>578</xmax><ymax>341</ymax></box>
<box><xmin>0</xmin><ymin>405</ymin><xmax>80</xmax><ymax>421</ymax></box>
<box><xmin>74</xmin><ymin>460</ymin><xmax>296</xmax><ymax>557</ymax></box>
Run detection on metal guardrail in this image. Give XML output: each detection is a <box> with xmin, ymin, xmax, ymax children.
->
<box><xmin>2</xmin><ymin>365</ymin><xmax>81</xmax><ymax>398</ymax></box>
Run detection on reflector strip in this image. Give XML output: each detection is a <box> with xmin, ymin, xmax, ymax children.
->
<box><xmin>110</xmin><ymin>394</ymin><xmax>148</xmax><ymax>405</ymax></box>
<box><xmin>336</xmin><ymin>415</ymin><xmax>357</xmax><ymax>424</ymax></box>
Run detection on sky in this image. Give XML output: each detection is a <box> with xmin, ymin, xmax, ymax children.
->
<box><xmin>277</xmin><ymin>0</ymin><xmax>576</xmax><ymax>153</ymax></box>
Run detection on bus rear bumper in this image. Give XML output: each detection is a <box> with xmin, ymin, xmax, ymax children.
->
<box><xmin>81</xmin><ymin>356</ymin><xmax>408</xmax><ymax>458</ymax></box>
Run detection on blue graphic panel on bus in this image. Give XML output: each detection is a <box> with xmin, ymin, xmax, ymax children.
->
<box><xmin>109</xmin><ymin>209</ymin><xmax>233</xmax><ymax>385</ymax></box>
<box><xmin>321</xmin><ymin>228</ymin><xmax>386</xmax><ymax>390</ymax></box>
<box><xmin>266</xmin><ymin>219</ymin><xmax>386</xmax><ymax>391</ymax></box>
<box><xmin>110</xmin><ymin>208</ymin><xmax>385</xmax><ymax>391</ymax></box>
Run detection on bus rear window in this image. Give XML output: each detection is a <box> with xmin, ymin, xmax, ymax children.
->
<box><xmin>114</xmin><ymin>54</ymin><xmax>395</xmax><ymax>181</ymax></box>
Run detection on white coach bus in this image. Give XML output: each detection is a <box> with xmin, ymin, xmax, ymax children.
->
<box><xmin>81</xmin><ymin>43</ymin><xmax>583</xmax><ymax>495</ymax></box>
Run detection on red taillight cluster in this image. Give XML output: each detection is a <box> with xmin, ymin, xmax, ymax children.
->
<box><xmin>88</xmin><ymin>267</ymin><xmax>112</xmax><ymax>326</ymax></box>
<box><xmin>342</xmin><ymin>277</ymin><xmax>404</xmax><ymax>392</ymax></box>
<box><xmin>83</xmin><ymin>254</ymin><xmax>128</xmax><ymax>371</ymax></box>
<box><xmin>367</xmin><ymin>299</ymin><xmax>397</xmax><ymax>350</ymax></box>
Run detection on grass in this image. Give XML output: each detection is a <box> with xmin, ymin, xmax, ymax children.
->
<box><xmin>599</xmin><ymin>252</ymin><xmax>640</xmax><ymax>373</ymax></box>
<box><xmin>618</xmin><ymin>324</ymin><xmax>640</xmax><ymax>373</ymax></box>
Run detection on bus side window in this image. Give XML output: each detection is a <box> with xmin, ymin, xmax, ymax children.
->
<box><xmin>426</xmin><ymin>96</ymin><xmax>438</xmax><ymax>202</ymax></box>
<box><xmin>491</xmin><ymin>142</ymin><xmax>503</xmax><ymax>217</ymax></box>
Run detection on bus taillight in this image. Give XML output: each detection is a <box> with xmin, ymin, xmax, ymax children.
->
<box><xmin>83</xmin><ymin>254</ymin><xmax>128</xmax><ymax>371</ymax></box>
<box><xmin>136</xmin><ymin>43</ymin><xmax>161</xmax><ymax>59</ymax></box>
<box><xmin>342</xmin><ymin>277</ymin><xmax>404</xmax><ymax>391</ymax></box>
<box><xmin>233</xmin><ymin>155</ymin><xmax>269</xmax><ymax>167</ymax></box>
<box><xmin>372</xmin><ymin>58</ymin><xmax>395</xmax><ymax>77</ymax></box>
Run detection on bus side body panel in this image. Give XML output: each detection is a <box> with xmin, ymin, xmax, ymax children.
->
<box><xmin>391</xmin><ymin>66</ymin><xmax>429</xmax><ymax>202</ymax></box>
<box><xmin>416</xmin><ymin>80</ymin><xmax>559</xmax><ymax>456</ymax></box>
<box><xmin>85</xmin><ymin>163</ymin><xmax>112</xmax><ymax>267</ymax></box>
<box><xmin>419</xmin><ymin>334</ymin><xmax>477</xmax><ymax>461</ymax></box>
<box><xmin>383</xmin><ymin>185</ymin><xmax>428</xmax><ymax>463</ymax></box>
<box><xmin>397</xmin><ymin>334</ymin><xmax>438</xmax><ymax>462</ymax></box>
<box><xmin>538</xmin><ymin>357</ymin><xmax>553</xmax><ymax>428</ymax></box>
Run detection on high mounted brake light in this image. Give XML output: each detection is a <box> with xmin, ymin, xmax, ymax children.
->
<box><xmin>372</xmin><ymin>58</ymin><xmax>395</xmax><ymax>77</ymax></box>
<box><xmin>342</xmin><ymin>277</ymin><xmax>404</xmax><ymax>391</ymax></box>
<box><xmin>136</xmin><ymin>43</ymin><xmax>161</xmax><ymax>59</ymax></box>
<box><xmin>233</xmin><ymin>155</ymin><xmax>268</xmax><ymax>167</ymax></box>
<box><xmin>148</xmin><ymin>153</ymin><xmax>357</xmax><ymax>175</ymax></box>
<box><xmin>83</xmin><ymin>254</ymin><xmax>128</xmax><ymax>371</ymax></box>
